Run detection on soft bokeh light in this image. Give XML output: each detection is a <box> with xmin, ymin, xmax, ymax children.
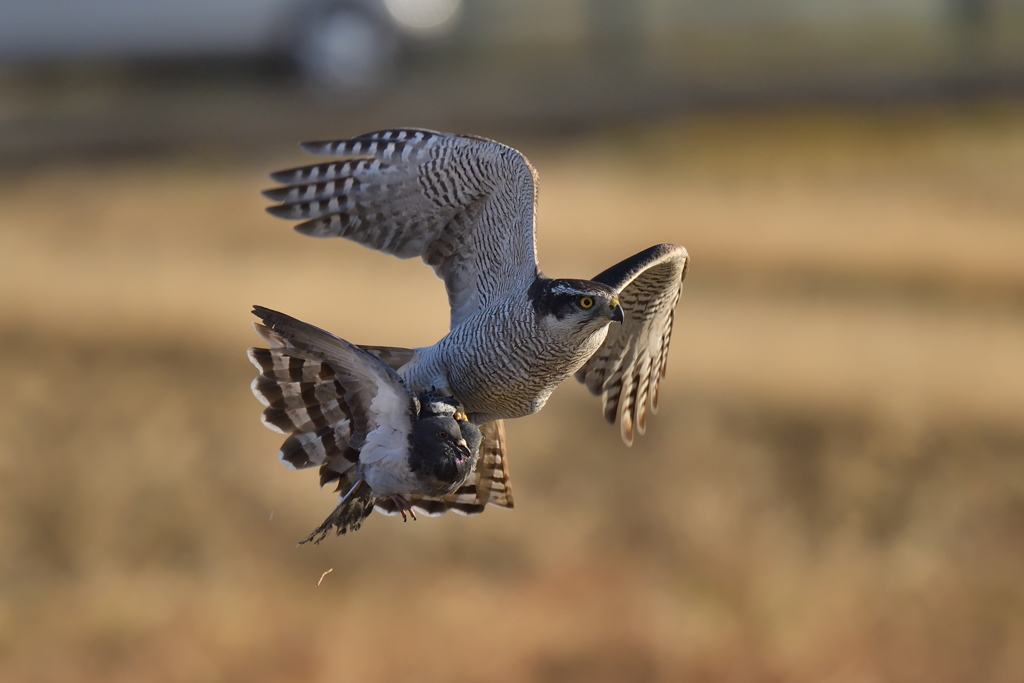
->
<box><xmin>1</xmin><ymin>3</ymin><xmax>1023</xmax><ymax>682</ymax></box>
<box><xmin>384</xmin><ymin>0</ymin><xmax>461</xmax><ymax>33</ymax></box>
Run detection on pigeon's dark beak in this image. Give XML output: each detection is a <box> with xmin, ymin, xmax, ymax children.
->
<box><xmin>609</xmin><ymin>299</ymin><xmax>625</xmax><ymax>324</ymax></box>
<box><xmin>456</xmin><ymin>440</ymin><xmax>472</xmax><ymax>460</ymax></box>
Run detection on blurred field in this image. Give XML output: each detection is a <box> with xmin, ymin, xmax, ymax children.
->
<box><xmin>2</xmin><ymin>103</ymin><xmax>1024</xmax><ymax>682</ymax></box>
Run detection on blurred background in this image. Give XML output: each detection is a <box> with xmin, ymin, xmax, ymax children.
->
<box><xmin>2</xmin><ymin>1</ymin><xmax>1024</xmax><ymax>682</ymax></box>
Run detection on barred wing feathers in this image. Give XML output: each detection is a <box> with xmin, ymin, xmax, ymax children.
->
<box><xmin>247</xmin><ymin>306</ymin><xmax>418</xmax><ymax>486</ymax></box>
<box><xmin>376</xmin><ymin>419</ymin><xmax>514</xmax><ymax>517</ymax></box>
<box><xmin>264</xmin><ymin>129</ymin><xmax>539</xmax><ymax>329</ymax></box>
<box><xmin>248</xmin><ymin>341</ymin><xmax>358</xmax><ymax>476</ymax></box>
<box><xmin>575</xmin><ymin>244</ymin><xmax>689</xmax><ymax>445</ymax></box>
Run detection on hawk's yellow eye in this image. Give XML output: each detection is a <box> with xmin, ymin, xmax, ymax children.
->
<box><xmin>580</xmin><ymin>297</ymin><xmax>594</xmax><ymax>309</ymax></box>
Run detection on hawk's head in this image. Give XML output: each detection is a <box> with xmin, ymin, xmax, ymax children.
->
<box><xmin>528</xmin><ymin>278</ymin><xmax>624</xmax><ymax>328</ymax></box>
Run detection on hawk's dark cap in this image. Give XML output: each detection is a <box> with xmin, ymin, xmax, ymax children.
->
<box><xmin>528</xmin><ymin>276</ymin><xmax>618</xmax><ymax>320</ymax></box>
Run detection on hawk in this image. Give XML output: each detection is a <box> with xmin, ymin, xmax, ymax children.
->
<box><xmin>262</xmin><ymin>129</ymin><xmax>688</xmax><ymax>516</ymax></box>
<box><xmin>249</xmin><ymin>306</ymin><xmax>488</xmax><ymax>541</ymax></box>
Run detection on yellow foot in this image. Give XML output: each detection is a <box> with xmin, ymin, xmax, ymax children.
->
<box><xmin>427</xmin><ymin>384</ymin><xmax>468</xmax><ymax>422</ymax></box>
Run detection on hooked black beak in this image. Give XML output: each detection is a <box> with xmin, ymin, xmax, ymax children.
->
<box><xmin>609</xmin><ymin>301</ymin><xmax>624</xmax><ymax>324</ymax></box>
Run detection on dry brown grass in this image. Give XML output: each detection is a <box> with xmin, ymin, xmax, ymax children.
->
<box><xmin>2</xmin><ymin>104</ymin><xmax>1023</xmax><ymax>682</ymax></box>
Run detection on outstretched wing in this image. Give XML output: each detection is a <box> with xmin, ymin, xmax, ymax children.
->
<box><xmin>375</xmin><ymin>419</ymin><xmax>514</xmax><ymax>516</ymax></box>
<box><xmin>575</xmin><ymin>244</ymin><xmax>689</xmax><ymax>446</ymax></box>
<box><xmin>264</xmin><ymin>129</ymin><xmax>539</xmax><ymax>329</ymax></box>
<box><xmin>247</xmin><ymin>306</ymin><xmax>418</xmax><ymax>483</ymax></box>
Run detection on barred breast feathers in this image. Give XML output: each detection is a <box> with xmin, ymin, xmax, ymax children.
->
<box><xmin>400</xmin><ymin>289</ymin><xmax>611</xmax><ymax>422</ymax></box>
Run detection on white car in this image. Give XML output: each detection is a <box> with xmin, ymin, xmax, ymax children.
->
<box><xmin>0</xmin><ymin>0</ymin><xmax>462</xmax><ymax>89</ymax></box>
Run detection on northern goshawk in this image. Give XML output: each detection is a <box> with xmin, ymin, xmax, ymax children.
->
<box><xmin>259</xmin><ymin>129</ymin><xmax>688</xmax><ymax>518</ymax></box>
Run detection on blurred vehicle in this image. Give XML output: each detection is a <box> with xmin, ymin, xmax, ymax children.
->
<box><xmin>0</xmin><ymin>0</ymin><xmax>463</xmax><ymax>88</ymax></box>
<box><xmin>0</xmin><ymin>0</ymin><xmax>1019</xmax><ymax>96</ymax></box>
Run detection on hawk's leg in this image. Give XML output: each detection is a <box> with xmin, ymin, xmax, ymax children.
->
<box><xmin>389</xmin><ymin>494</ymin><xmax>418</xmax><ymax>522</ymax></box>
<box><xmin>419</xmin><ymin>384</ymin><xmax>469</xmax><ymax>422</ymax></box>
<box><xmin>430</xmin><ymin>383</ymin><xmax>469</xmax><ymax>422</ymax></box>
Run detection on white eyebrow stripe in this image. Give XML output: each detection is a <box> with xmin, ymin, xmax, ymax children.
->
<box><xmin>550</xmin><ymin>283</ymin><xmax>590</xmax><ymax>296</ymax></box>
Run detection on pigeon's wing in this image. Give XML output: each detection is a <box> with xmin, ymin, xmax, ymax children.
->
<box><xmin>575</xmin><ymin>244</ymin><xmax>689</xmax><ymax>445</ymax></box>
<box><xmin>374</xmin><ymin>419</ymin><xmax>514</xmax><ymax>517</ymax></box>
<box><xmin>247</xmin><ymin>306</ymin><xmax>418</xmax><ymax>482</ymax></box>
<box><xmin>264</xmin><ymin>129</ymin><xmax>540</xmax><ymax>329</ymax></box>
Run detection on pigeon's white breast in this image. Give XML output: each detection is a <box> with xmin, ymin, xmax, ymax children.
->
<box><xmin>359</xmin><ymin>424</ymin><xmax>418</xmax><ymax>496</ymax></box>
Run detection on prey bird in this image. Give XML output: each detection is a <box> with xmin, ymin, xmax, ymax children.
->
<box><xmin>259</xmin><ymin>129</ymin><xmax>688</xmax><ymax>520</ymax></box>
<box><xmin>249</xmin><ymin>306</ymin><xmax>496</xmax><ymax>541</ymax></box>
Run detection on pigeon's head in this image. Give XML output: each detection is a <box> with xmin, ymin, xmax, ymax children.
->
<box><xmin>408</xmin><ymin>415</ymin><xmax>479</xmax><ymax>494</ymax></box>
<box><xmin>528</xmin><ymin>278</ymin><xmax>624</xmax><ymax>331</ymax></box>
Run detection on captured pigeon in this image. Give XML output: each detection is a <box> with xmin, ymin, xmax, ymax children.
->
<box><xmin>247</xmin><ymin>306</ymin><xmax>481</xmax><ymax>541</ymax></box>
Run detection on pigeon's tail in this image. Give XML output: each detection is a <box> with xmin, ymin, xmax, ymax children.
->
<box><xmin>299</xmin><ymin>481</ymin><xmax>376</xmax><ymax>545</ymax></box>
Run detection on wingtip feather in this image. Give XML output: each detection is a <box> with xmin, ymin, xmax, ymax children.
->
<box><xmin>620</xmin><ymin>415</ymin><xmax>635</xmax><ymax>446</ymax></box>
<box><xmin>298</xmin><ymin>140</ymin><xmax>333</xmax><ymax>155</ymax></box>
<box><xmin>250</xmin><ymin>375</ymin><xmax>272</xmax><ymax>407</ymax></box>
<box><xmin>265</xmin><ymin>203</ymin><xmax>300</xmax><ymax>219</ymax></box>
<box><xmin>277</xmin><ymin>451</ymin><xmax>301</xmax><ymax>470</ymax></box>
<box><xmin>260</xmin><ymin>412</ymin><xmax>290</xmax><ymax>435</ymax></box>
<box><xmin>269</xmin><ymin>167</ymin><xmax>305</xmax><ymax>184</ymax></box>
